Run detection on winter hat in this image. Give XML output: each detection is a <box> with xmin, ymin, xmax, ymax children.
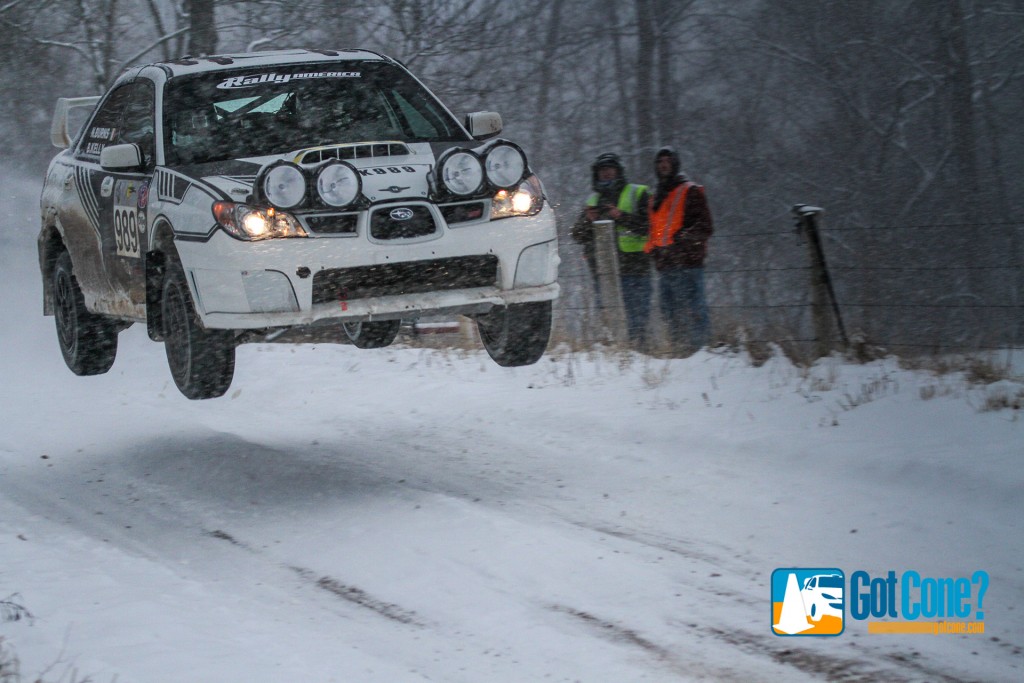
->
<box><xmin>591</xmin><ymin>152</ymin><xmax>627</xmax><ymax>193</ymax></box>
<box><xmin>654</xmin><ymin>146</ymin><xmax>681</xmax><ymax>177</ymax></box>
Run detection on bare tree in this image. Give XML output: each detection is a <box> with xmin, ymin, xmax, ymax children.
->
<box><xmin>186</xmin><ymin>0</ymin><xmax>217</xmax><ymax>55</ymax></box>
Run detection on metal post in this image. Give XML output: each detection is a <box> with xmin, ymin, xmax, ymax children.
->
<box><xmin>792</xmin><ymin>205</ymin><xmax>848</xmax><ymax>356</ymax></box>
<box><xmin>592</xmin><ymin>219</ymin><xmax>628</xmax><ymax>344</ymax></box>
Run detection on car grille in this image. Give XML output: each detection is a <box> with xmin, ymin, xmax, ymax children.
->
<box><xmin>440</xmin><ymin>201</ymin><xmax>486</xmax><ymax>225</ymax></box>
<box><xmin>303</xmin><ymin>213</ymin><xmax>359</xmax><ymax>235</ymax></box>
<box><xmin>370</xmin><ymin>205</ymin><xmax>436</xmax><ymax>240</ymax></box>
<box><xmin>312</xmin><ymin>255</ymin><xmax>499</xmax><ymax>304</ymax></box>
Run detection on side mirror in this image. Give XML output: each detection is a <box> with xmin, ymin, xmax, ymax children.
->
<box><xmin>100</xmin><ymin>143</ymin><xmax>143</xmax><ymax>170</ymax></box>
<box><xmin>50</xmin><ymin>96</ymin><xmax>101</xmax><ymax>149</ymax></box>
<box><xmin>465</xmin><ymin>111</ymin><xmax>502</xmax><ymax>140</ymax></box>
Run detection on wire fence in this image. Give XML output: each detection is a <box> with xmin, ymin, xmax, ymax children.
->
<box><xmin>552</xmin><ymin>215</ymin><xmax>1024</xmax><ymax>356</ymax></box>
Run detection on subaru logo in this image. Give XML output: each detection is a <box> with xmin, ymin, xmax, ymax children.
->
<box><xmin>390</xmin><ymin>207</ymin><xmax>415</xmax><ymax>221</ymax></box>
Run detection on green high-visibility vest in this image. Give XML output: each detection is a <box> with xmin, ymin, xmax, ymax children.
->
<box><xmin>587</xmin><ymin>183</ymin><xmax>649</xmax><ymax>253</ymax></box>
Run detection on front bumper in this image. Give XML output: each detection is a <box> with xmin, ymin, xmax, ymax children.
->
<box><xmin>174</xmin><ymin>205</ymin><xmax>560</xmax><ymax>330</ymax></box>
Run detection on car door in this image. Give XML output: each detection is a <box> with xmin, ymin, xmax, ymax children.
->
<box><xmin>66</xmin><ymin>80</ymin><xmax>155</xmax><ymax>319</ymax></box>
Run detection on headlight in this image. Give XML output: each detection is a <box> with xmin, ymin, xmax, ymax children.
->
<box><xmin>440</xmin><ymin>150</ymin><xmax>483</xmax><ymax>196</ymax></box>
<box><xmin>491</xmin><ymin>174</ymin><xmax>544</xmax><ymax>220</ymax></box>
<box><xmin>212</xmin><ymin>202</ymin><xmax>307</xmax><ymax>240</ymax></box>
<box><xmin>316</xmin><ymin>161</ymin><xmax>360</xmax><ymax>207</ymax></box>
<box><xmin>261</xmin><ymin>162</ymin><xmax>306</xmax><ymax>209</ymax></box>
<box><xmin>484</xmin><ymin>143</ymin><xmax>526</xmax><ymax>189</ymax></box>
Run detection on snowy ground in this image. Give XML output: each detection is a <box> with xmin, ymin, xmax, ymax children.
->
<box><xmin>1</xmin><ymin>174</ymin><xmax>1022</xmax><ymax>682</ymax></box>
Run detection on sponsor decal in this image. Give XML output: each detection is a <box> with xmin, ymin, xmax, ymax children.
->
<box><xmin>100</xmin><ymin>176</ymin><xmax>114</xmax><ymax>198</ymax></box>
<box><xmin>217</xmin><ymin>71</ymin><xmax>361</xmax><ymax>89</ymax></box>
<box><xmin>137</xmin><ymin>181</ymin><xmax>149</xmax><ymax>209</ymax></box>
<box><xmin>380</xmin><ymin>185</ymin><xmax>411</xmax><ymax>194</ymax></box>
<box><xmin>771</xmin><ymin>567</ymin><xmax>990</xmax><ymax>636</ymax></box>
<box><xmin>358</xmin><ymin>166</ymin><xmax>417</xmax><ymax>177</ymax></box>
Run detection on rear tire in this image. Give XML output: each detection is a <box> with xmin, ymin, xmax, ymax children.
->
<box><xmin>162</xmin><ymin>257</ymin><xmax>235</xmax><ymax>399</ymax></box>
<box><xmin>476</xmin><ymin>301</ymin><xmax>552</xmax><ymax>367</ymax></box>
<box><xmin>53</xmin><ymin>250</ymin><xmax>119</xmax><ymax>375</ymax></box>
<box><xmin>343</xmin><ymin>320</ymin><xmax>401</xmax><ymax>349</ymax></box>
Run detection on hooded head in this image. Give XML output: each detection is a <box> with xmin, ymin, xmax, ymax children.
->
<box><xmin>654</xmin><ymin>146</ymin><xmax>682</xmax><ymax>180</ymax></box>
<box><xmin>591</xmin><ymin>152</ymin><xmax>626</xmax><ymax>195</ymax></box>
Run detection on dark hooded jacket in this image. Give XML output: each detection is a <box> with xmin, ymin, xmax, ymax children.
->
<box><xmin>647</xmin><ymin>147</ymin><xmax>713</xmax><ymax>271</ymax></box>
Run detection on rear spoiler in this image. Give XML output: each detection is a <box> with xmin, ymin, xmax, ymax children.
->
<box><xmin>50</xmin><ymin>96</ymin><xmax>101</xmax><ymax>148</ymax></box>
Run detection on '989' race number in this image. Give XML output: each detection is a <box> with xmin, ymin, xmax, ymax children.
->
<box><xmin>113</xmin><ymin>204</ymin><xmax>142</xmax><ymax>258</ymax></box>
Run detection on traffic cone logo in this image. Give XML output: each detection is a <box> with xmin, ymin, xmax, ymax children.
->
<box><xmin>773</xmin><ymin>571</ymin><xmax>813</xmax><ymax>634</ymax></box>
<box><xmin>771</xmin><ymin>568</ymin><xmax>845</xmax><ymax>636</ymax></box>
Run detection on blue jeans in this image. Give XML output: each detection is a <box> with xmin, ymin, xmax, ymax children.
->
<box><xmin>620</xmin><ymin>273</ymin><xmax>652</xmax><ymax>348</ymax></box>
<box><xmin>659</xmin><ymin>267</ymin><xmax>710</xmax><ymax>350</ymax></box>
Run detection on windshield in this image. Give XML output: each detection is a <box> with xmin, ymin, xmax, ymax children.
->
<box><xmin>163</xmin><ymin>61</ymin><xmax>469</xmax><ymax>165</ymax></box>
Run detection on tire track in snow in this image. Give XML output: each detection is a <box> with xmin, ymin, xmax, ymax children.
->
<box><xmin>203</xmin><ymin>528</ymin><xmax>424</xmax><ymax>627</ymax></box>
<box><xmin>290</xmin><ymin>567</ymin><xmax>424</xmax><ymax>627</ymax></box>
<box><xmin>569</xmin><ymin>520</ymin><xmax>761</xmax><ymax>584</ymax></box>
<box><xmin>549</xmin><ymin>604</ymin><xmax>673</xmax><ymax>658</ymax></box>
<box><xmin>701</xmin><ymin>626</ymin><xmax>983</xmax><ymax>683</ymax></box>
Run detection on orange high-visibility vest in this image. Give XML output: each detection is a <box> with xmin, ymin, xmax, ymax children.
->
<box><xmin>644</xmin><ymin>182</ymin><xmax>694</xmax><ymax>253</ymax></box>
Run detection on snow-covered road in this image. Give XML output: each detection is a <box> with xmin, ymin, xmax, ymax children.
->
<box><xmin>1</xmin><ymin>176</ymin><xmax>1021</xmax><ymax>682</ymax></box>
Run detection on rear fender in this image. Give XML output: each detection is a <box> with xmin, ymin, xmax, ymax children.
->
<box><xmin>38</xmin><ymin>224</ymin><xmax>65</xmax><ymax>316</ymax></box>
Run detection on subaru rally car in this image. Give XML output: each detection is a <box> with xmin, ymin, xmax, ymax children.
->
<box><xmin>39</xmin><ymin>49</ymin><xmax>559</xmax><ymax>399</ymax></box>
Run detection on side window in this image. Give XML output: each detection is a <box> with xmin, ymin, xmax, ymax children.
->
<box><xmin>77</xmin><ymin>81</ymin><xmax>156</xmax><ymax>168</ymax></box>
<box><xmin>78</xmin><ymin>85</ymin><xmax>133</xmax><ymax>159</ymax></box>
<box><xmin>119</xmin><ymin>82</ymin><xmax>156</xmax><ymax>168</ymax></box>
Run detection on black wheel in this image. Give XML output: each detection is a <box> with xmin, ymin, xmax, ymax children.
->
<box><xmin>162</xmin><ymin>257</ymin><xmax>235</xmax><ymax>399</ymax></box>
<box><xmin>476</xmin><ymin>300</ymin><xmax>552</xmax><ymax>367</ymax></box>
<box><xmin>53</xmin><ymin>250</ymin><xmax>119</xmax><ymax>375</ymax></box>
<box><xmin>343</xmin><ymin>320</ymin><xmax>401</xmax><ymax>349</ymax></box>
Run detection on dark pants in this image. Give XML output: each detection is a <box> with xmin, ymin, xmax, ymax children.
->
<box><xmin>659</xmin><ymin>267</ymin><xmax>710</xmax><ymax>350</ymax></box>
<box><xmin>620</xmin><ymin>273</ymin><xmax>652</xmax><ymax>349</ymax></box>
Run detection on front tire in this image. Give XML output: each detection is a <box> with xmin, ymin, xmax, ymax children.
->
<box><xmin>343</xmin><ymin>320</ymin><xmax>401</xmax><ymax>349</ymax></box>
<box><xmin>476</xmin><ymin>301</ymin><xmax>552</xmax><ymax>367</ymax></box>
<box><xmin>162</xmin><ymin>258</ymin><xmax>235</xmax><ymax>399</ymax></box>
<box><xmin>53</xmin><ymin>250</ymin><xmax>119</xmax><ymax>375</ymax></box>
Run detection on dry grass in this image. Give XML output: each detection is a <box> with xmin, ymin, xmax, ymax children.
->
<box><xmin>979</xmin><ymin>382</ymin><xmax>1024</xmax><ymax>413</ymax></box>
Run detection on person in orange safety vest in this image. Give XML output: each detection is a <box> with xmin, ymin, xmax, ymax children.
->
<box><xmin>645</xmin><ymin>147</ymin><xmax>713</xmax><ymax>354</ymax></box>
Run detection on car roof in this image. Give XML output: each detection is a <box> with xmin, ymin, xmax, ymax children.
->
<box><xmin>152</xmin><ymin>48</ymin><xmax>390</xmax><ymax>78</ymax></box>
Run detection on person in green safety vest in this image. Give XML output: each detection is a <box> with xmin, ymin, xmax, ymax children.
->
<box><xmin>570</xmin><ymin>152</ymin><xmax>652</xmax><ymax>350</ymax></box>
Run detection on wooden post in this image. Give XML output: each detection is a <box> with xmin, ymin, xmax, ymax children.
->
<box><xmin>792</xmin><ymin>205</ymin><xmax>848</xmax><ymax>357</ymax></box>
<box><xmin>592</xmin><ymin>219</ymin><xmax>628</xmax><ymax>344</ymax></box>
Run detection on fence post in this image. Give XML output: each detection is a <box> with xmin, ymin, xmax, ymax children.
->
<box><xmin>592</xmin><ymin>219</ymin><xmax>628</xmax><ymax>344</ymax></box>
<box><xmin>792</xmin><ymin>204</ymin><xmax>848</xmax><ymax>357</ymax></box>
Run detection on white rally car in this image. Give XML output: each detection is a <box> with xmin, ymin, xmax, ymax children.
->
<box><xmin>39</xmin><ymin>49</ymin><xmax>559</xmax><ymax>399</ymax></box>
